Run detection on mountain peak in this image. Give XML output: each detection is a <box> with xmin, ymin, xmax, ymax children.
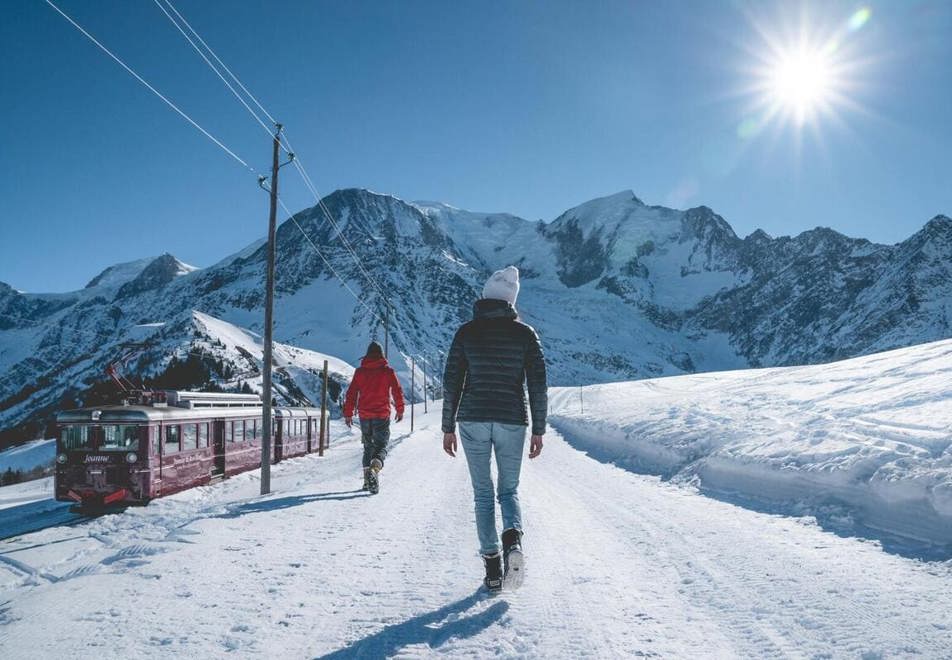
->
<box><xmin>85</xmin><ymin>256</ymin><xmax>157</xmax><ymax>290</ymax></box>
<box><xmin>116</xmin><ymin>253</ymin><xmax>197</xmax><ymax>299</ymax></box>
<box><xmin>745</xmin><ymin>228</ymin><xmax>773</xmax><ymax>242</ymax></box>
<box><xmin>552</xmin><ymin>189</ymin><xmax>650</xmax><ymax>229</ymax></box>
<box><xmin>681</xmin><ymin>206</ymin><xmax>739</xmax><ymax>243</ymax></box>
<box><xmin>606</xmin><ymin>189</ymin><xmax>643</xmax><ymax>205</ymax></box>
<box><xmin>901</xmin><ymin>214</ymin><xmax>952</xmax><ymax>252</ymax></box>
<box><xmin>924</xmin><ymin>214</ymin><xmax>952</xmax><ymax>233</ymax></box>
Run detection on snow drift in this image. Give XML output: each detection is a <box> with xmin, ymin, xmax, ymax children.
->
<box><xmin>549</xmin><ymin>339</ymin><xmax>952</xmax><ymax>554</ymax></box>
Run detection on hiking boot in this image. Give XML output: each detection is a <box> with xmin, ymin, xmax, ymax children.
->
<box><xmin>361</xmin><ymin>468</ymin><xmax>371</xmax><ymax>491</ymax></box>
<box><xmin>367</xmin><ymin>459</ymin><xmax>382</xmax><ymax>495</ymax></box>
<box><xmin>482</xmin><ymin>552</ymin><xmax>503</xmax><ymax>593</ymax></box>
<box><xmin>501</xmin><ymin>528</ymin><xmax>525</xmax><ymax>590</ymax></box>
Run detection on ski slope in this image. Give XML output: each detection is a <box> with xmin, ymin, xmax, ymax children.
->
<box><xmin>1</xmin><ymin>409</ymin><xmax>950</xmax><ymax>658</ymax></box>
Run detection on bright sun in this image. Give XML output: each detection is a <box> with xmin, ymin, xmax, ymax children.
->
<box><xmin>768</xmin><ymin>48</ymin><xmax>834</xmax><ymax>121</ymax></box>
<box><xmin>740</xmin><ymin>6</ymin><xmax>872</xmax><ymax>137</ymax></box>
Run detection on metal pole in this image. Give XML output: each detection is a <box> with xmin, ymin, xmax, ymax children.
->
<box><xmin>422</xmin><ymin>355</ymin><xmax>427</xmax><ymax>414</ymax></box>
<box><xmin>580</xmin><ymin>384</ymin><xmax>584</xmax><ymax>414</ymax></box>
<box><xmin>319</xmin><ymin>359</ymin><xmax>328</xmax><ymax>456</ymax></box>
<box><xmin>410</xmin><ymin>355</ymin><xmax>415</xmax><ymax>433</ymax></box>
<box><xmin>260</xmin><ymin>123</ymin><xmax>282</xmax><ymax>496</ymax></box>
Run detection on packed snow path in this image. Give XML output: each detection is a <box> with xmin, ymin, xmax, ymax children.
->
<box><xmin>1</xmin><ymin>411</ymin><xmax>950</xmax><ymax>658</ymax></box>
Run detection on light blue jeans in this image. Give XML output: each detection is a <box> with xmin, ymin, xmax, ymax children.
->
<box><xmin>458</xmin><ymin>421</ymin><xmax>526</xmax><ymax>555</ymax></box>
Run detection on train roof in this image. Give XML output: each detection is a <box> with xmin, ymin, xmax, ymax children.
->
<box><xmin>56</xmin><ymin>405</ymin><xmax>322</xmax><ymax>423</ymax></box>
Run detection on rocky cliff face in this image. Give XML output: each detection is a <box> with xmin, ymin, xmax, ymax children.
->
<box><xmin>1</xmin><ymin>189</ymin><xmax>949</xmax><ymax>447</ymax></box>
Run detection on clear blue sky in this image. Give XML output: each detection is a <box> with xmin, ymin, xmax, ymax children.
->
<box><xmin>1</xmin><ymin>0</ymin><xmax>949</xmax><ymax>292</ymax></box>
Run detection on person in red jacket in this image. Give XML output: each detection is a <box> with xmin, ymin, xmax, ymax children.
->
<box><xmin>343</xmin><ymin>341</ymin><xmax>405</xmax><ymax>494</ymax></box>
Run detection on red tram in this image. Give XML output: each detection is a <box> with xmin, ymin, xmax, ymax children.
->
<box><xmin>54</xmin><ymin>391</ymin><xmax>323</xmax><ymax>508</ymax></box>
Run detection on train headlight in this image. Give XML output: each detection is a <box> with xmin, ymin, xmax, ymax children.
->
<box><xmin>125</xmin><ymin>452</ymin><xmax>138</xmax><ymax>464</ymax></box>
<box><xmin>56</xmin><ymin>453</ymin><xmax>67</xmax><ymax>465</ymax></box>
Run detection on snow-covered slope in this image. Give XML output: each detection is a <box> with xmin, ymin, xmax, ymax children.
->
<box><xmin>549</xmin><ymin>338</ymin><xmax>952</xmax><ymax>554</ymax></box>
<box><xmin>0</xmin><ymin>307</ymin><xmax>354</xmax><ymax>452</ymax></box>
<box><xmin>0</xmin><ymin>438</ymin><xmax>54</xmax><ymax>474</ymax></box>
<box><xmin>1</xmin><ymin>189</ymin><xmax>949</xmax><ymax>450</ymax></box>
<box><xmin>1</xmin><ymin>409</ymin><xmax>950</xmax><ymax>658</ymax></box>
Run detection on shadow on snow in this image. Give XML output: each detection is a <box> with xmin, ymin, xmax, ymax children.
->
<box><xmin>212</xmin><ymin>490</ymin><xmax>371</xmax><ymax>518</ymax></box>
<box><xmin>314</xmin><ymin>590</ymin><xmax>509</xmax><ymax>659</ymax></box>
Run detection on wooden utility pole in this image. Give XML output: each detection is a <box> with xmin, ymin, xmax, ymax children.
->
<box><xmin>422</xmin><ymin>355</ymin><xmax>427</xmax><ymax>414</ymax></box>
<box><xmin>410</xmin><ymin>356</ymin><xmax>415</xmax><ymax>432</ymax></box>
<box><xmin>319</xmin><ymin>359</ymin><xmax>328</xmax><ymax>456</ymax></box>
<box><xmin>260</xmin><ymin>123</ymin><xmax>282</xmax><ymax>496</ymax></box>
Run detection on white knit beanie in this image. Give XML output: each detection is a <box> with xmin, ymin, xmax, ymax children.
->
<box><xmin>482</xmin><ymin>266</ymin><xmax>520</xmax><ymax>306</ymax></box>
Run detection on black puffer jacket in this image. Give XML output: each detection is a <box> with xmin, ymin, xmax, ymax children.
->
<box><xmin>441</xmin><ymin>298</ymin><xmax>548</xmax><ymax>435</ymax></box>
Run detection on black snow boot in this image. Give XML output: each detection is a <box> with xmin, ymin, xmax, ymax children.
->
<box><xmin>482</xmin><ymin>553</ymin><xmax>503</xmax><ymax>593</ymax></box>
<box><xmin>501</xmin><ymin>528</ymin><xmax>525</xmax><ymax>590</ymax></box>
<box><xmin>361</xmin><ymin>468</ymin><xmax>371</xmax><ymax>492</ymax></box>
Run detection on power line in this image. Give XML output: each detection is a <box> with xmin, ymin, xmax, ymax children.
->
<box><xmin>153</xmin><ymin>0</ymin><xmax>289</xmax><ymax>152</ymax></box>
<box><xmin>43</xmin><ymin>0</ymin><xmax>255</xmax><ymax>173</ymax></box>
<box><xmin>147</xmin><ymin>0</ymin><xmax>389</xmax><ymax>303</ymax></box>
<box><xmin>44</xmin><ymin>0</ymin><xmax>389</xmax><ymax>346</ymax></box>
<box><xmin>276</xmin><ymin>197</ymin><xmax>383</xmax><ymax>324</ymax></box>
<box><xmin>162</xmin><ymin>0</ymin><xmax>280</xmax><ymax>127</ymax></box>
<box><xmin>289</xmin><ymin>157</ymin><xmax>388</xmax><ymax>299</ymax></box>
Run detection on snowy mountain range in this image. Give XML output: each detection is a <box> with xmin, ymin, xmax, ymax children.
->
<box><xmin>1</xmin><ymin>187</ymin><xmax>950</xmax><ymax>448</ymax></box>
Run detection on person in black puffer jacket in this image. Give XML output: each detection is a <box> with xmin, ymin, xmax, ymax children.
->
<box><xmin>441</xmin><ymin>266</ymin><xmax>547</xmax><ymax>592</ymax></box>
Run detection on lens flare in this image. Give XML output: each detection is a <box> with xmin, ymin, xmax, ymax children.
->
<box><xmin>847</xmin><ymin>7</ymin><xmax>872</xmax><ymax>33</ymax></box>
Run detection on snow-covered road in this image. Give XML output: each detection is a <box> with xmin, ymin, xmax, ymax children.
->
<box><xmin>1</xmin><ymin>410</ymin><xmax>950</xmax><ymax>658</ymax></box>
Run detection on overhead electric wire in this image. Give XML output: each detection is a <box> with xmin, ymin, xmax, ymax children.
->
<box><xmin>153</xmin><ymin>0</ymin><xmax>289</xmax><ymax>152</ymax></box>
<box><xmin>276</xmin><ymin>197</ymin><xmax>383</xmax><ymax>324</ymax></box>
<box><xmin>162</xmin><ymin>0</ymin><xmax>280</xmax><ymax>127</ymax></box>
<box><xmin>153</xmin><ymin>0</ymin><xmax>389</xmax><ymax>302</ymax></box>
<box><xmin>43</xmin><ymin>0</ymin><xmax>255</xmax><ymax>173</ymax></box>
<box><xmin>289</xmin><ymin>156</ymin><xmax>389</xmax><ymax>298</ymax></box>
<box><xmin>44</xmin><ymin>0</ymin><xmax>386</xmax><ymax>332</ymax></box>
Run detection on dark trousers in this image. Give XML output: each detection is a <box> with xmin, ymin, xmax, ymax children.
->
<box><xmin>360</xmin><ymin>418</ymin><xmax>390</xmax><ymax>468</ymax></box>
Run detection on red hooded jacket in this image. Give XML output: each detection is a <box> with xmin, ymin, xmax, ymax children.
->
<box><xmin>343</xmin><ymin>357</ymin><xmax>406</xmax><ymax>420</ymax></box>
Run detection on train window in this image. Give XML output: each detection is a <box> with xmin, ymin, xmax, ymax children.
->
<box><xmin>244</xmin><ymin>419</ymin><xmax>255</xmax><ymax>442</ymax></box>
<box><xmin>165</xmin><ymin>425</ymin><xmax>181</xmax><ymax>454</ymax></box>
<box><xmin>224</xmin><ymin>420</ymin><xmax>233</xmax><ymax>443</ymax></box>
<box><xmin>197</xmin><ymin>423</ymin><xmax>208</xmax><ymax>448</ymax></box>
<box><xmin>61</xmin><ymin>425</ymin><xmax>90</xmax><ymax>450</ymax></box>
<box><xmin>235</xmin><ymin>420</ymin><xmax>245</xmax><ymax>442</ymax></box>
<box><xmin>102</xmin><ymin>425</ymin><xmax>139</xmax><ymax>451</ymax></box>
<box><xmin>183</xmin><ymin>424</ymin><xmax>197</xmax><ymax>450</ymax></box>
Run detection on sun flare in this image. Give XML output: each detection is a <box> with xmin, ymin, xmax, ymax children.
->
<box><xmin>737</xmin><ymin>6</ymin><xmax>873</xmax><ymax>140</ymax></box>
<box><xmin>768</xmin><ymin>47</ymin><xmax>834</xmax><ymax>122</ymax></box>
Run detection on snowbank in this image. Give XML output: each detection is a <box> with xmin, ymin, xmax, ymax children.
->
<box><xmin>549</xmin><ymin>339</ymin><xmax>952</xmax><ymax>553</ymax></box>
<box><xmin>0</xmin><ymin>475</ymin><xmax>55</xmax><ymax>511</ymax></box>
